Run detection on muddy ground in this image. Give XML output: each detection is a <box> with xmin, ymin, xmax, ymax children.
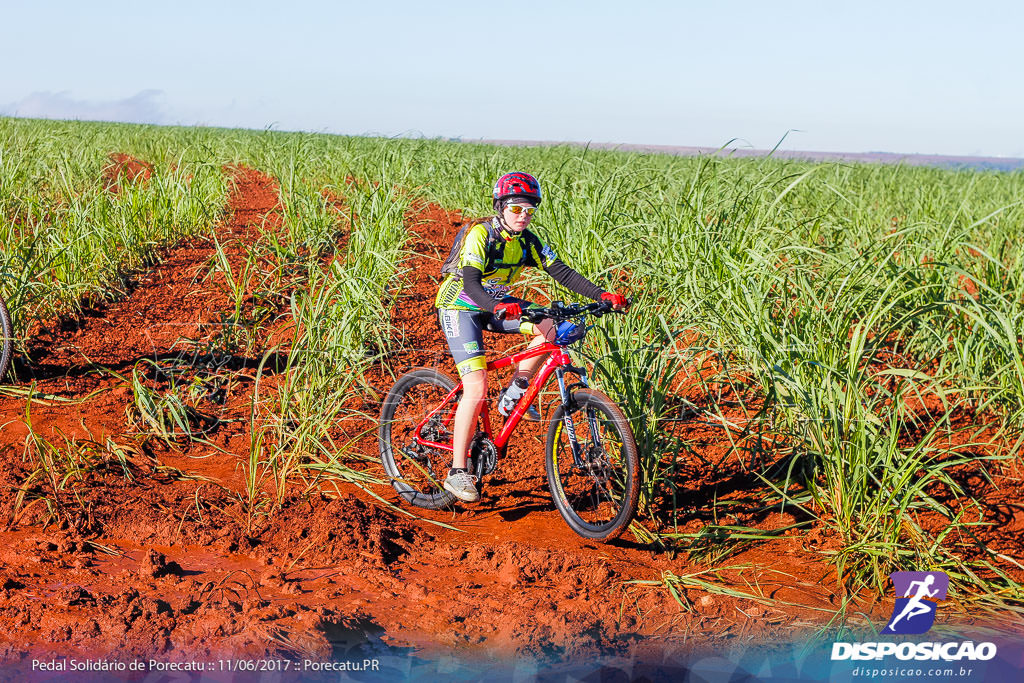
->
<box><xmin>0</xmin><ymin>160</ymin><xmax>1021</xmax><ymax>679</ymax></box>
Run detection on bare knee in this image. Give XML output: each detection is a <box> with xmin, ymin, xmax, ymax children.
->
<box><xmin>461</xmin><ymin>370</ymin><xmax>488</xmax><ymax>403</ymax></box>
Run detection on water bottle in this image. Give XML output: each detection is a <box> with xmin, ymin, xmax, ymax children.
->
<box><xmin>498</xmin><ymin>377</ymin><xmax>530</xmax><ymax>417</ymax></box>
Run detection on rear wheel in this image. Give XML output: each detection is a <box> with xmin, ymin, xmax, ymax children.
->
<box><xmin>379</xmin><ymin>368</ymin><xmax>460</xmax><ymax>509</ymax></box>
<box><xmin>545</xmin><ymin>388</ymin><xmax>639</xmax><ymax>541</ymax></box>
<box><xmin>0</xmin><ymin>297</ymin><xmax>11</xmax><ymax>382</ymax></box>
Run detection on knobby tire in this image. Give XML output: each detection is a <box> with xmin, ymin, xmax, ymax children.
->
<box><xmin>379</xmin><ymin>368</ymin><xmax>460</xmax><ymax>510</ymax></box>
<box><xmin>545</xmin><ymin>388</ymin><xmax>639</xmax><ymax>541</ymax></box>
<box><xmin>0</xmin><ymin>298</ymin><xmax>11</xmax><ymax>382</ymax></box>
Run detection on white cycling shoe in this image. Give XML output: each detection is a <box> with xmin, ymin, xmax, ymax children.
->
<box><xmin>444</xmin><ymin>468</ymin><xmax>480</xmax><ymax>503</ymax></box>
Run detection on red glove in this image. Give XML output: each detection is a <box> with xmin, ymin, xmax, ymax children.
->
<box><xmin>494</xmin><ymin>302</ymin><xmax>522</xmax><ymax>320</ymax></box>
<box><xmin>601</xmin><ymin>291</ymin><xmax>628</xmax><ymax>310</ymax></box>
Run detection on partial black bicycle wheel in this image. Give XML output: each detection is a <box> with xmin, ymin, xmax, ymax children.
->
<box><xmin>545</xmin><ymin>388</ymin><xmax>639</xmax><ymax>541</ymax></box>
<box><xmin>0</xmin><ymin>297</ymin><xmax>11</xmax><ymax>383</ymax></box>
<box><xmin>379</xmin><ymin>367</ymin><xmax>460</xmax><ymax>510</ymax></box>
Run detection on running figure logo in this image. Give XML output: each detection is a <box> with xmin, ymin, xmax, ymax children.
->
<box><xmin>882</xmin><ymin>571</ymin><xmax>949</xmax><ymax>635</ymax></box>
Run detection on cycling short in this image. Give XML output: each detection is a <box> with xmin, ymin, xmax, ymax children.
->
<box><xmin>437</xmin><ymin>297</ymin><xmax>539</xmax><ymax>377</ymax></box>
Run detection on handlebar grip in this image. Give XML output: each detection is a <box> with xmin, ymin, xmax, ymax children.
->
<box><xmin>521</xmin><ymin>309</ymin><xmax>543</xmax><ymax>323</ymax></box>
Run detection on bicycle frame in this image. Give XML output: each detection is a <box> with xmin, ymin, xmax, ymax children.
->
<box><xmin>412</xmin><ymin>341</ymin><xmax>587</xmax><ymax>454</ymax></box>
<box><xmin>382</xmin><ymin>300</ymin><xmax>637</xmax><ymax>538</ymax></box>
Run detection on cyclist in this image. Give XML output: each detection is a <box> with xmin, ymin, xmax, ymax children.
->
<box><xmin>435</xmin><ymin>171</ymin><xmax>628</xmax><ymax>502</ymax></box>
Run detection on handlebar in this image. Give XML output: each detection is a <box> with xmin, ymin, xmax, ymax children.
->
<box><xmin>494</xmin><ymin>299</ymin><xmax>630</xmax><ymax>322</ymax></box>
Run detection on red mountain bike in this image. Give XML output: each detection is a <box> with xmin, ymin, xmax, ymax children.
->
<box><xmin>378</xmin><ymin>301</ymin><xmax>639</xmax><ymax>541</ymax></box>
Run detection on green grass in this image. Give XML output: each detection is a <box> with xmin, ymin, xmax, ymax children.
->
<box><xmin>0</xmin><ymin>118</ymin><xmax>227</xmax><ymax>345</ymax></box>
<box><xmin>3</xmin><ymin>116</ymin><xmax>1023</xmax><ymax>620</ymax></box>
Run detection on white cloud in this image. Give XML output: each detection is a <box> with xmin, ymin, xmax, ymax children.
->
<box><xmin>1</xmin><ymin>89</ymin><xmax>167</xmax><ymax>124</ymax></box>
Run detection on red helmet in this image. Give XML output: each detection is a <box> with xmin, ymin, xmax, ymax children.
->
<box><xmin>492</xmin><ymin>172</ymin><xmax>542</xmax><ymax>206</ymax></box>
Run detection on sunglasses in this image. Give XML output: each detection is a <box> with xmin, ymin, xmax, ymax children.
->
<box><xmin>506</xmin><ymin>204</ymin><xmax>536</xmax><ymax>216</ymax></box>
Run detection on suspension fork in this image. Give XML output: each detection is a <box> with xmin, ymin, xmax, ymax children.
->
<box><xmin>564</xmin><ymin>364</ymin><xmax>605</xmax><ymax>450</ymax></box>
<box><xmin>554</xmin><ymin>361</ymin><xmax>591</xmax><ymax>468</ymax></box>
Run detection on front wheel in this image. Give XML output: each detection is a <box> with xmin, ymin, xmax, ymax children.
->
<box><xmin>545</xmin><ymin>388</ymin><xmax>639</xmax><ymax>541</ymax></box>
<box><xmin>0</xmin><ymin>297</ymin><xmax>11</xmax><ymax>382</ymax></box>
<box><xmin>379</xmin><ymin>368</ymin><xmax>459</xmax><ymax>509</ymax></box>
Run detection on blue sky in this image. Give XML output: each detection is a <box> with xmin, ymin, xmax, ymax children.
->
<box><xmin>2</xmin><ymin>0</ymin><xmax>1020</xmax><ymax>157</ymax></box>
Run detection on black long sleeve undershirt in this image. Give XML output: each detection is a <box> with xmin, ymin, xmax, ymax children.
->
<box><xmin>545</xmin><ymin>259</ymin><xmax>605</xmax><ymax>302</ymax></box>
<box><xmin>462</xmin><ymin>260</ymin><xmax>605</xmax><ymax>313</ymax></box>
<box><xmin>461</xmin><ymin>266</ymin><xmax>500</xmax><ymax>312</ymax></box>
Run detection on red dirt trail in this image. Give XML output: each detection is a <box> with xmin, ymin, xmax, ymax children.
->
<box><xmin>0</xmin><ymin>159</ymin><xmax>1020</xmax><ymax>672</ymax></box>
<box><xmin>101</xmin><ymin>153</ymin><xmax>153</xmax><ymax>192</ymax></box>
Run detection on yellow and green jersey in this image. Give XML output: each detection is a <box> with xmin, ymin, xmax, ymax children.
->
<box><xmin>435</xmin><ymin>220</ymin><xmax>558</xmax><ymax>311</ymax></box>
